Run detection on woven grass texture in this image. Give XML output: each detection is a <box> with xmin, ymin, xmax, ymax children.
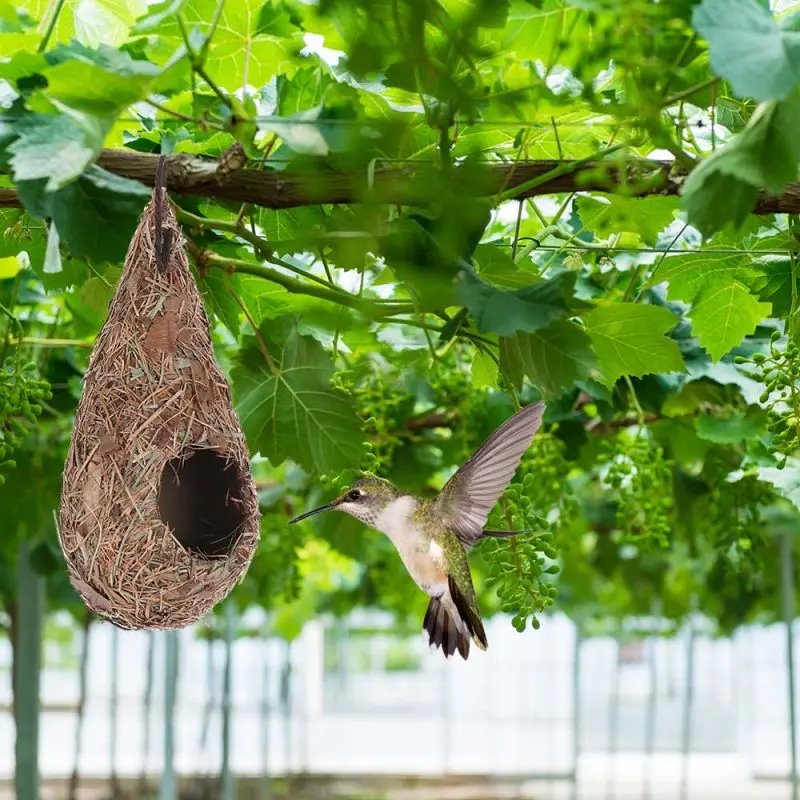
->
<box><xmin>58</xmin><ymin>182</ymin><xmax>259</xmax><ymax>630</ymax></box>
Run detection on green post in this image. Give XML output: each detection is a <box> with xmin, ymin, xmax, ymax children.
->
<box><xmin>570</xmin><ymin>623</ymin><xmax>582</xmax><ymax>800</ymax></box>
<box><xmin>605</xmin><ymin>637</ymin><xmax>621</xmax><ymax>800</ymax></box>
<box><xmin>281</xmin><ymin>642</ymin><xmax>293</xmax><ymax>777</ymax></box>
<box><xmin>14</xmin><ymin>538</ymin><xmax>43</xmax><ymax>800</ymax></box>
<box><xmin>140</xmin><ymin>631</ymin><xmax>155</xmax><ymax>797</ymax></box>
<box><xmin>221</xmin><ymin>603</ymin><xmax>237</xmax><ymax>800</ymax></box>
<box><xmin>260</xmin><ymin>633</ymin><xmax>272</xmax><ymax>800</ymax></box>
<box><xmin>69</xmin><ymin>613</ymin><xmax>91</xmax><ymax>800</ymax></box>
<box><xmin>680</xmin><ymin>623</ymin><xmax>695</xmax><ymax>800</ymax></box>
<box><xmin>781</xmin><ymin>534</ymin><xmax>798</xmax><ymax>800</ymax></box>
<box><xmin>110</xmin><ymin>626</ymin><xmax>120</xmax><ymax>798</ymax></box>
<box><xmin>643</xmin><ymin>637</ymin><xmax>658</xmax><ymax>800</ymax></box>
<box><xmin>160</xmin><ymin>630</ymin><xmax>179</xmax><ymax>800</ymax></box>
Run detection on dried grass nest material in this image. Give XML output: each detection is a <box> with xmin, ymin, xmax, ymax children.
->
<box><xmin>58</xmin><ymin>185</ymin><xmax>260</xmax><ymax>630</ymax></box>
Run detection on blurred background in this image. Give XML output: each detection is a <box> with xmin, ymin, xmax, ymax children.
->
<box><xmin>1</xmin><ymin>606</ymin><xmax>797</xmax><ymax>799</ymax></box>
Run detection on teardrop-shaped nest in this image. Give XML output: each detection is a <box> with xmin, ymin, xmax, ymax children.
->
<box><xmin>58</xmin><ymin>186</ymin><xmax>260</xmax><ymax>630</ymax></box>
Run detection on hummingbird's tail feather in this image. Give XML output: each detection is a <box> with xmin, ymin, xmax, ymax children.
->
<box><xmin>423</xmin><ymin>595</ymin><xmax>471</xmax><ymax>659</ymax></box>
<box><xmin>423</xmin><ymin>578</ymin><xmax>488</xmax><ymax>660</ymax></box>
<box><xmin>448</xmin><ymin>575</ymin><xmax>488</xmax><ymax>652</ymax></box>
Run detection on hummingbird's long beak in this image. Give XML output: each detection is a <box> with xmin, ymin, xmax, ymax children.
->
<box><xmin>289</xmin><ymin>502</ymin><xmax>335</xmax><ymax>524</ymax></box>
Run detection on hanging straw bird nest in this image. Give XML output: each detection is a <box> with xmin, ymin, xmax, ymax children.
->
<box><xmin>58</xmin><ymin>160</ymin><xmax>260</xmax><ymax>630</ymax></box>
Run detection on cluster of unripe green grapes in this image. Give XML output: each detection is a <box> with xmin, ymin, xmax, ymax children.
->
<box><xmin>257</xmin><ymin>508</ymin><xmax>304</xmax><ymax>602</ymax></box>
<box><xmin>735</xmin><ymin>333</ymin><xmax>800</xmax><ymax>464</ymax></box>
<box><xmin>332</xmin><ymin>364</ymin><xmax>413</xmax><ymax>478</ymax></box>
<box><xmin>706</xmin><ymin>474</ymin><xmax>772</xmax><ymax>588</ymax></box>
<box><xmin>600</xmin><ymin>432</ymin><xmax>673</xmax><ymax>547</ymax></box>
<box><xmin>484</xmin><ymin>429</ymin><xmax>570</xmax><ymax>632</ymax></box>
<box><xmin>0</xmin><ymin>363</ymin><xmax>50</xmax><ymax>483</ymax></box>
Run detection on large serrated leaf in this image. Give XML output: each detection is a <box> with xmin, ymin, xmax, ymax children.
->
<box><xmin>658</xmin><ymin>251</ymin><xmax>774</xmax><ymax>360</ymax></box>
<box><xmin>16</xmin><ymin>165</ymin><xmax>151</xmax><ymax>263</ymax></box>
<box><xmin>584</xmin><ymin>304</ymin><xmax>684</xmax><ymax>385</ymax></box>
<box><xmin>500</xmin><ymin>320</ymin><xmax>596</xmax><ymax>398</ymax></box>
<box><xmin>138</xmin><ymin>0</ymin><xmax>299</xmax><ymax>89</ymax></box>
<box><xmin>232</xmin><ymin>316</ymin><xmax>365</xmax><ymax>474</ymax></box>
<box><xmin>690</xmin><ymin>281</ymin><xmax>771</xmax><ymax>360</ymax></box>
<box><xmin>41</xmin><ymin>43</ymin><xmax>160</xmax><ymax>114</ymax></box>
<box><xmin>681</xmin><ymin>95</ymin><xmax>800</xmax><ymax>236</ymax></box>
<box><xmin>576</xmin><ymin>195</ymin><xmax>678</xmax><ymax>246</ymax></box>
<box><xmin>693</xmin><ymin>0</ymin><xmax>800</xmax><ymax>101</ymax></box>
<box><xmin>9</xmin><ymin>112</ymin><xmax>112</xmax><ymax>191</ymax></box>
<box><xmin>460</xmin><ymin>270</ymin><xmax>591</xmax><ymax>336</ymax></box>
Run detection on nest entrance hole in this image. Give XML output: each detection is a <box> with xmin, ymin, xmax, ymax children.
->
<box><xmin>159</xmin><ymin>449</ymin><xmax>246</xmax><ymax>558</ymax></box>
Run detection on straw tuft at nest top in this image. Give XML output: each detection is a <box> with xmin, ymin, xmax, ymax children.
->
<box><xmin>59</xmin><ymin>174</ymin><xmax>260</xmax><ymax>630</ymax></box>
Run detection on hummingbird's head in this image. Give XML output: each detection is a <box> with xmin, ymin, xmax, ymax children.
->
<box><xmin>289</xmin><ymin>476</ymin><xmax>400</xmax><ymax>528</ymax></box>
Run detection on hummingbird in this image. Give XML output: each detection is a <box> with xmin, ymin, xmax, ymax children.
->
<box><xmin>289</xmin><ymin>402</ymin><xmax>546</xmax><ymax>660</ymax></box>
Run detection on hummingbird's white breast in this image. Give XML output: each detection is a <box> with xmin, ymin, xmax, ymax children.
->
<box><xmin>374</xmin><ymin>495</ymin><xmax>447</xmax><ymax>597</ymax></box>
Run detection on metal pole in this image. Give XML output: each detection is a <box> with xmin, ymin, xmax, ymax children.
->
<box><xmin>14</xmin><ymin>537</ymin><xmax>43</xmax><ymax>800</ymax></box>
<box><xmin>140</xmin><ymin>632</ymin><xmax>155</xmax><ymax>797</ymax></box>
<box><xmin>605</xmin><ymin>638</ymin><xmax>621</xmax><ymax>800</ymax></box>
<box><xmin>159</xmin><ymin>631</ymin><xmax>179</xmax><ymax>800</ymax></box>
<box><xmin>281</xmin><ymin>642</ymin><xmax>293</xmax><ymax>777</ymax></box>
<box><xmin>110</xmin><ymin>626</ymin><xmax>120</xmax><ymax>799</ymax></box>
<box><xmin>781</xmin><ymin>534</ymin><xmax>798</xmax><ymax>800</ymax></box>
<box><xmin>260</xmin><ymin>633</ymin><xmax>272</xmax><ymax>800</ymax></box>
<box><xmin>68</xmin><ymin>612</ymin><xmax>91</xmax><ymax>800</ymax></box>
<box><xmin>441</xmin><ymin>655</ymin><xmax>451</xmax><ymax>774</ymax></box>
<box><xmin>570</xmin><ymin>623</ymin><xmax>582</xmax><ymax>800</ymax></box>
<box><xmin>221</xmin><ymin>603</ymin><xmax>237</xmax><ymax>800</ymax></box>
<box><xmin>679</xmin><ymin>623</ymin><xmax>695</xmax><ymax>800</ymax></box>
<box><xmin>643</xmin><ymin>638</ymin><xmax>658</xmax><ymax>800</ymax></box>
<box><xmin>195</xmin><ymin>633</ymin><xmax>215</xmax><ymax>795</ymax></box>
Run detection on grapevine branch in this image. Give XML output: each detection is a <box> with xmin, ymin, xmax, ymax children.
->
<box><xmin>1</xmin><ymin>150</ymin><xmax>800</xmax><ymax>213</ymax></box>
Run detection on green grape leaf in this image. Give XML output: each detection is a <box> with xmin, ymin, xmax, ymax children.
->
<box><xmin>584</xmin><ymin>304</ymin><xmax>684</xmax><ymax>384</ymax></box>
<box><xmin>473</xmin><ymin>244</ymin><xmax>533</xmax><ymax>289</ymax></box>
<box><xmin>470</xmin><ymin>349</ymin><xmax>498</xmax><ymax>389</ymax></box>
<box><xmin>232</xmin><ymin>316</ymin><xmax>366</xmax><ymax>473</ymax></box>
<box><xmin>657</xmin><ymin>252</ymin><xmax>755</xmax><ymax>303</ymax></box>
<box><xmin>75</xmin><ymin>0</ymin><xmax>150</xmax><ymax>47</ymax></box>
<box><xmin>16</xmin><ymin>165</ymin><xmax>151</xmax><ymax>263</ymax></box>
<box><xmin>658</xmin><ymin>251</ymin><xmax>774</xmax><ymax>359</ymax></box>
<box><xmin>8</xmin><ymin>112</ymin><xmax>112</xmax><ymax>190</ymax></box>
<box><xmin>460</xmin><ymin>270</ymin><xmax>590</xmax><ymax>336</ymax></box>
<box><xmin>0</xmin><ymin>3</ymin><xmax>37</xmax><ymax>58</ymax></box>
<box><xmin>500</xmin><ymin>320</ymin><xmax>596</xmax><ymax>398</ymax></box>
<box><xmin>0</xmin><ymin>254</ymin><xmax>23</xmax><ymax>278</ymax></box>
<box><xmin>383</xmin><ymin>206</ymin><xmax>490</xmax><ymax>309</ymax></box>
<box><xmin>693</xmin><ymin>0</ymin><xmax>800</xmax><ymax>101</ymax></box>
<box><xmin>0</xmin><ymin>2</ymin><xmax>34</xmax><ymax>32</ymax></box>
<box><xmin>41</xmin><ymin>43</ymin><xmax>160</xmax><ymax>114</ymax></box>
<box><xmin>197</xmin><ymin>269</ymin><xmax>241</xmax><ymax>337</ymax></box>
<box><xmin>139</xmin><ymin>0</ymin><xmax>301</xmax><ymax>90</ymax></box>
<box><xmin>681</xmin><ymin>95</ymin><xmax>800</xmax><ymax>236</ymax></box>
<box><xmin>0</xmin><ymin>51</ymin><xmax>47</xmax><ymax>81</ymax></box>
<box><xmin>690</xmin><ymin>281</ymin><xmax>771</xmax><ymax>360</ymax></box>
<box><xmin>696</xmin><ymin>410</ymin><xmax>768</xmax><ymax>444</ymax></box>
<box><xmin>749</xmin><ymin>255</ymin><xmax>800</xmax><ymax>316</ymax></box>
<box><xmin>680</xmin><ymin>168</ymin><xmax>759</xmax><ymax>239</ymax></box>
<box><xmin>66</xmin><ymin>269</ymin><xmax>120</xmax><ymax>331</ymax></box>
<box><xmin>576</xmin><ymin>195</ymin><xmax>678</xmax><ymax>246</ymax></box>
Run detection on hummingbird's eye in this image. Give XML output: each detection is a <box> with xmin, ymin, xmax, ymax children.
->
<box><xmin>347</xmin><ymin>489</ymin><xmax>361</xmax><ymax>501</ymax></box>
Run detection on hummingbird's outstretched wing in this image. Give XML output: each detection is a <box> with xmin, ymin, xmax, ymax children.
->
<box><xmin>435</xmin><ymin>402</ymin><xmax>545</xmax><ymax>548</ymax></box>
